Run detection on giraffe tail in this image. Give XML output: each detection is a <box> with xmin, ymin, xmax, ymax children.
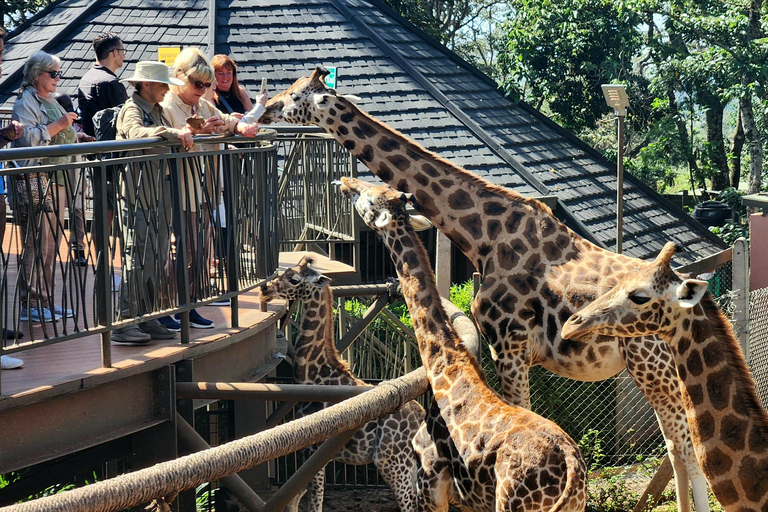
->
<box><xmin>548</xmin><ymin>444</ymin><xmax>587</xmax><ymax>512</ymax></box>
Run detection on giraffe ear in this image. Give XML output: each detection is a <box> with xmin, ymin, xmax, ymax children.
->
<box><xmin>313</xmin><ymin>93</ymin><xmax>334</xmax><ymax>110</ymax></box>
<box><xmin>408</xmin><ymin>214</ymin><xmax>432</xmax><ymax>232</ymax></box>
<box><xmin>675</xmin><ymin>279</ymin><xmax>708</xmax><ymax>308</ymax></box>
<box><xmin>373</xmin><ymin>210</ymin><xmax>393</xmax><ymax>228</ymax></box>
<box><xmin>340</xmin><ymin>94</ymin><xmax>361</xmax><ymax>104</ymax></box>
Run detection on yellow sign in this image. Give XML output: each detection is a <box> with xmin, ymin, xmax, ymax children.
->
<box><xmin>158</xmin><ymin>47</ymin><xmax>181</xmax><ymax>66</ymax></box>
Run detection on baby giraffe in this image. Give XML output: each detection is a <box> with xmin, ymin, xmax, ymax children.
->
<box><xmin>562</xmin><ymin>242</ymin><xmax>768</xmax><ymax>512</ymax></box>
<box><xmin>260</xmin><ymin>257</ymin><xmax>425</xmax><ymax>512</ymax></box>
<box><xmin>339</xmin><ymin>177</ymin><xmax>587</xmax><ymax>512</ymax></box>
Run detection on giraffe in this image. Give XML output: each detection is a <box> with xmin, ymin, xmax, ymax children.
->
<box><xmin>562</xmin><ymin>241</ymin><xmax>768</xmax><ymax>512</ymax></box>
<box><xmin>338</xmin><ymin>176</ymin><xmax>588</xmax><ymax>512</ymax></box>
<box><xmin>260</xmin><ymin>256</ymin><xmax>425</xmax><ymax>512</ymax></box>
<box><xmin>259</xmin><ymin>66</ymin><xmax>710</xmax><ymax>512</ymax></box>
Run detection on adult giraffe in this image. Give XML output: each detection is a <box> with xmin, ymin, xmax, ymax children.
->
<box><xmin>259</xmin><ymin>67</ymin><xmax>709</xmax><ymax>512</ymax></box>
<box><xmin>563</xmin><ymin>242</ymin><xmax>768</xmax><ymax>512</ymax></box>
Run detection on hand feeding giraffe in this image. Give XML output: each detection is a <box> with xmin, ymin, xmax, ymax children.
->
<box><xmin>260</xmin><ymin>257</ymin><xmax>425</xmax><ymax>512</ymax></box>
<box><xmin>259</xmin><ymin>67</ymin><xmax>709</xmax><ymax>512</ymax></box>
<box><xmin>562</xmin><ymin>241</ymin><xmax>768</xmax><ymax>512</ymax></box>
<box><xmin>339</xmin><ymin>177</ymin><xmax>587</xmax><ymax>512</ymax></box>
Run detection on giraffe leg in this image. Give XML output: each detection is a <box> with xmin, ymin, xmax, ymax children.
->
<box><xmin>305</xmin><ymin>469</ymin><xmax>325</xmax><ymax>512</ymax></box>
<box><xmin>412</xmin><ymin>418</ymin><xmax>452</xmax><ymax>512</ymax></box>
<box><xmin>620</xmin><ymin>337</ymin><xmax>709</xmax><ymax>512</ymax></box>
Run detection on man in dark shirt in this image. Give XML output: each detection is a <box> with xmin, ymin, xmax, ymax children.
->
<box><xmin>76</xmin><ymin>32</ymin><xmax>129</xmax><ymax>136</ymax></box>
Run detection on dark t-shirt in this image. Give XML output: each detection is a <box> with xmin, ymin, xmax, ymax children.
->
<box><xmin>214</xmin><ymin>88</ymin><xmax>246</xmax><ymax>114</ymax></box>
<box><xmin>76</xmin><ymin>64</ymin><xmax>129</xmax><ymax>136</ymax></box>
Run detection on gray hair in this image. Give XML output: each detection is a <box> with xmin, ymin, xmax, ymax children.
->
<box><xmin>170</xmin><ymin>47</ymin><xmax>213</xmax><ymax>84</ymax></box>
<box><xmin>21</xmin><ymin>51</ymin><xmax>61</xmax><ymax>90</ymax></box>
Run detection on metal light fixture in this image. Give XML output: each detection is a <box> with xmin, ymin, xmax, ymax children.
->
<box><xmin>601</xmin><ymin>84</ymin><xmax>630</xmax><ymax>254</ymax></box>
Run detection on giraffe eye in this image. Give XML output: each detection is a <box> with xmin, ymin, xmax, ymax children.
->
<box><xmin>291</xmin><ymin>93</ymin><xmax>301</xmax><ymax>102</ymax></box>
<box><xmin>629</xmin><ymin>292</ymin><xmax>651</xmax><ymax>305</ymax></box>
<box><xmin>289</xmin><ymin>274</ymin><xmax>302</xmax><ymax>284</ymax></box>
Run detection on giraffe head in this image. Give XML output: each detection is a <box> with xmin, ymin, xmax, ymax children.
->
<box><xmin>260</xmin><ymin>255</ymin><xmax>333</xmax><ymax>303</ymax></box>
<box><xmin>260</xmin><ymin>66</ymin><xmax>361</xmax><ymax>125</ymax></box>
<box><xmin>562</xmin><ymin>242</ymin><xmax>709</xmax><ymax>341</ymax></box>
<box><xmin>337</xmin><ymin>177</ymin><xmax>431</xmax><ymax>233</ymax></box>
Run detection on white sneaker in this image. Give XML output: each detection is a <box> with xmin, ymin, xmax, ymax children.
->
<box><xmin>1</xmin><ymin>355</ymin><xmax>24</xmax><ymax>369</ymax></box>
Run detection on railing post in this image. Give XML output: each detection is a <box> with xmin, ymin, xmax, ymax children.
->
<box><xmin>92</xmin><ymin>161</ymin><xmax>112</xmax><ymax>367</ymax></box>
<box><xmin>169</xmin><ymin>155</ymin><xmax>191</xmax><ymax>343</ymax></box>
<box><xmin>732</xmin><ymin>238</ymin><xmax>750</xmax><ymax>360</ymax></box>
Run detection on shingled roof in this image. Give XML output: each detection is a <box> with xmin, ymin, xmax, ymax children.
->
<box><xmin>0</xmin><ymin>0</ymin><xmax>728</xmax><ymax>266</ymax></box>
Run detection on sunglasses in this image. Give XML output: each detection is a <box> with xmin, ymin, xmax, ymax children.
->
<box><xmin>46</xmin><ymin>70</ymin><xmax>63</xmax><ymax>79</ymax></box>
<box><xmin>190</xmin><ymin>79</ymin><xmax>212</xmax><ymax>91</ymax></box>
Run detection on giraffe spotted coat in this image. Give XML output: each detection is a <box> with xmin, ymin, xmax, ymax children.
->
<box><xmin>259</xmin><ymin>67</ymin><xmax>710</xmax><ymax>512</ymax></box>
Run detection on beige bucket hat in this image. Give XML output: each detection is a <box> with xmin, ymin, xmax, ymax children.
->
<box><xmin>121</xmin><ymin>61</ymin><xmax>184</xmax><ymax>86</ymax></box>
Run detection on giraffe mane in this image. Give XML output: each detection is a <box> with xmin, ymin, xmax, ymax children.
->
<box><xmin>332</xmin><ymin>95</ymin><xmax>556</xmax><ymax>217</ymax></box>
<box><xmin>699</xmin><ymin>295</ymin><xmax>768</xmax><ymax>431</ymax></box>
<box><xmin>318</xmin><ymin>280</ymin><xmax>354</xmax><ymax>375</ymax></box>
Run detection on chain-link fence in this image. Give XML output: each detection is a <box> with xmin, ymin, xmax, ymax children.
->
<box><xmin>749</xmin><ymin>287</ymin><xmax>768</xmax><ymax>406</ymax></box>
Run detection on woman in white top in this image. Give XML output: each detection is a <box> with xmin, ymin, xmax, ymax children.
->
<box><xmin>160</xmin><ymin>48</ymin><xmax>264</xmax><ymax>329</ymax></box>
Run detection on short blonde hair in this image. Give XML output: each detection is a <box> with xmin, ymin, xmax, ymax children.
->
<box><xmin>170</xmin><ymin>47</ymin><xmax>214</xmax><ymax>84</ymax></box>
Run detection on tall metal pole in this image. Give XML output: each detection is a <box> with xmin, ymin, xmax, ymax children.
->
<box><xmin>616</xmin><ymin>113</ymin><xmax>625</xmax><ymax>254</ymax></box>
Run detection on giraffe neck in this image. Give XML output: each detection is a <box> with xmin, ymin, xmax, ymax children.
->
<box><xmin>322</xmin><ymin>96</ymin><xmax>564</xmax><ymax>267</ymax></box>
<box><xmin>294</xmin><ymin>286</ymin><xmax>356</xmax><ymax>384</ymax></box>
<box><xmin>667</xmin><ymin>298</ymin><xmax>768</xmax><ymax>505</ymax></box>
<box><xmin>383</xmin><ymin>223</ymin><xmax>497</xmax><ymax>422</ymax></box>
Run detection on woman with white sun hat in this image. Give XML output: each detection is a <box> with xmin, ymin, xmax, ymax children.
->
<box><xmin>109</xmin><ymin>61</ymin><xmax>195</xmax><ymax>345</ymax></box>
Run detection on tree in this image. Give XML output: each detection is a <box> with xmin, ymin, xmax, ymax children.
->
<box><xmin>499</xmin><ymin>0</ymin><xmax>643</xmax><ymax>131</ymax></box>
<box><xmin>2</xmin><ymin>0</ymin><xmax>52</xmax><ymax>31</ymax></box>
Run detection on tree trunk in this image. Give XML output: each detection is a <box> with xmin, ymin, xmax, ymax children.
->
<box><xmin>666</xmin><ymin>88</ymin><xmax>704</xmax><ymax>196</ymax></box>
<box><xmin>730</xmin><ymin>103</ymin><xmax>745</xmax><ymax>189</ymax></box>
<box><xmin>700</xmin><ymin>90</ymin><xmax>730</xmax><ymax>191</ymax></box>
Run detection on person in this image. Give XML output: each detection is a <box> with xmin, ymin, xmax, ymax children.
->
<box><xmin>0</xmin><ymin>25</ymin><xmax>25</xmax><ymax>369</ymax></box>
<box><xmin>12</xmin><ymin>50</ymin><xmax>78</xmax><ymax>325</ymax></box>
<box><xmin>76</xmin><ymin>32</ymin><xmax>128</xmax><ymax>233</ymax></box>
<box><xmin>76</xmin><ymin>32</ymin><xmax>128</xmax><ymax>138</ymax></box>
<box><xmin>210</xmin><ymin>54</ymin><xmax>253</xmax><ymax>115</ymax></box>
<box><xmin>111</xmin><ymin>61</ymin><xmax>194</xmax><ymax>344</ymax></box>
<box><xmin>51</xmin><ymin>92</ymin><xmax>88</xmax><ymax>267</ymax></box>
<box><xmin>161</xmin><ymin>48</ymin><xmax>262</xmax><ymax>330</ymax></box>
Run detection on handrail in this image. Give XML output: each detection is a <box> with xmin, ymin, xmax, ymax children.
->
<box><xmin>0</xmin><ymin>135</ymin><xmax>280</xmax><ymax>369</ymax></box>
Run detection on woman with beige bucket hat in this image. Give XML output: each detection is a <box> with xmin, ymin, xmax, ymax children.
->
<box><xmin>110</xmin><ymin>61</ymin><xmax>195</xmax><ymax>344</ymax></box>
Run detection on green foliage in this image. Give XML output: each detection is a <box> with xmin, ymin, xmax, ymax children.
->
<box><xmin>499</xmin><ymin>0</ymin><xmax>643</xmax><ymax>131</ymax></box>
<box><xmin>2</xmin><ymin>0</ymin><xmax>53</xmax><ymax>30</ymax></box>
<box><xmin>709</xmin><ymin>188</ymin><xmax>749</xmax><ymax>244</ymax></box>
<box><xmin>578</xmin><ymin>429</ymin><xmax>606</xmax><ymax>470</ymax></box>
<box><xmin>586</xmin><ymin>469</ymin><xmax>640</xmax><ymax>512</ymax></box>
<box><xmin>449</xmin><ymin>279</ymin><xmax>474</xmax><ymax>315</ymax></box>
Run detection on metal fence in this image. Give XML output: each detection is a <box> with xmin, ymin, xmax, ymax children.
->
<box><xmin>0</xmin><ymin>133</ymin><xmax>279</xmax><ymax>366</ymax></box>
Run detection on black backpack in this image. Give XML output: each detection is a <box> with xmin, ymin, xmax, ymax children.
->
<box><xmin>93</xmin><ymin>105</ymin><xmax>123</xmax><ymax>141</ymax></box>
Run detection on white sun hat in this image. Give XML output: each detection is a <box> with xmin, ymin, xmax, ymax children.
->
<box><xmin>121</xmin><ymin>61</ymin><xmax>184</xmax><ymax>86</ymax></box>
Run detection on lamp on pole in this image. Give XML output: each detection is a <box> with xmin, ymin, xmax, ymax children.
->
<box><xmin>601</xmin><ymin>84</ymin><xmax>630</xmax><ymax>254</ymax></box>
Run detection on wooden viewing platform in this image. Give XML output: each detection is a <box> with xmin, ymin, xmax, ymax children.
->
<box><xmin>0</xmin><ymin>243</ymin><xmax>356</xmax><ymax>476</ymax></box>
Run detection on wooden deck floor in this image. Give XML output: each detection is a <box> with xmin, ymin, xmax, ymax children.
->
<box><xmin>0</xmin><ymin>236</ymin><xmax>356</xmax><ymax>407</ymax></box>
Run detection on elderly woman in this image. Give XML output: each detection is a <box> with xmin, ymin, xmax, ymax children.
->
<box><xmin>110</xmin><ymin>61</ymin><xmax>194</xmax><ymax>344</ymax></box>
<box><xmin>12</xmin><ymin>50</ymin><xmax>78</xmax><ymax>324</ymax></box>
<box><xmin>210</xmin><ymin>54</ymin><xmax>254</xmax><ymax>115</ymax></box>
<box><xmin>161</xmin><ymin>48</ymin><xmax>262</xmax><ymax>330</ymax></box>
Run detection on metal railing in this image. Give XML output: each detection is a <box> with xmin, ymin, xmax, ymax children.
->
<box><xmin>0</xmin><ymin>132</ymin><xmax>279</xmax><ymax>366</ymax></box>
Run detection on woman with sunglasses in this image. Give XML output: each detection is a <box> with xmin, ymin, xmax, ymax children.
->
<box><xmin>160</xmin><ymin>48</ymin><xmax>262</xmax><ymax>330</ymax></box>
<box><xmin>11</xmin><ymin>50</ymin><xmax>79</xmax><ymax>324</ymax></box>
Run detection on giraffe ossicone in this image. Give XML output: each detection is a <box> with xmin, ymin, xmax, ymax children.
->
<box><xmin>261</xmin><ymin>67</ymin><xmax>710</xmax><ymax>512</ymax></box>
<box><xmin>562</xmin><ymin>241</ymin><xmax>768</xmax><ymax>512</ymax></box>
<box><xmin>340</xmin><ymin>176</ymin><xmax>588</xmax><ymax>512</ymax></box>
